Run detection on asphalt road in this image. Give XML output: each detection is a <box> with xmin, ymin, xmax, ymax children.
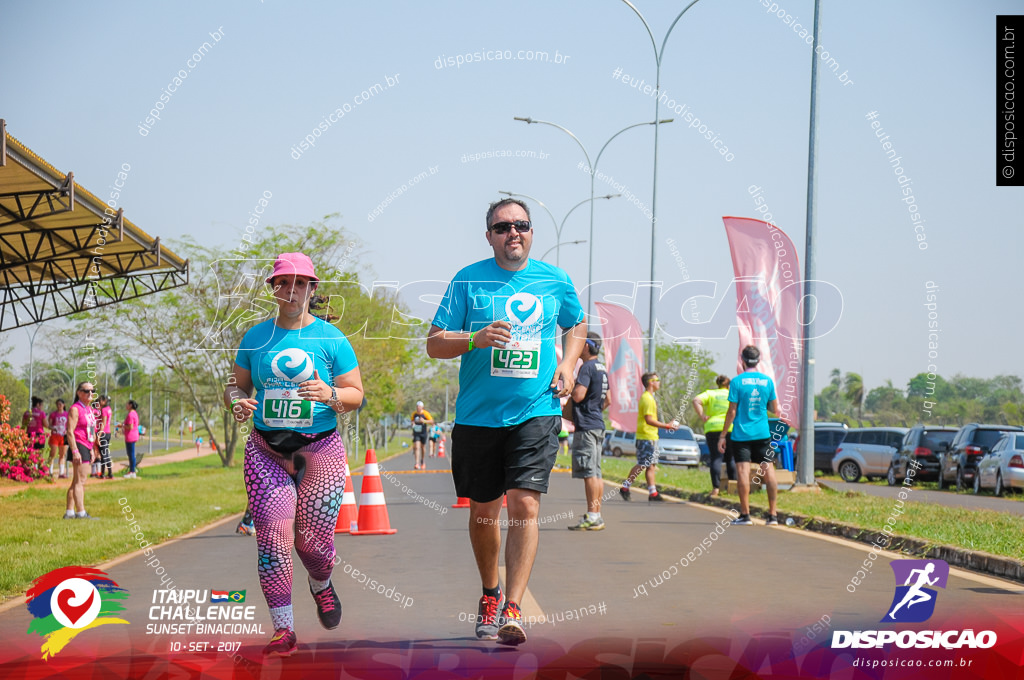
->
<box><xmin>2</xmin><ymin>450</ymin><xmax>1022</xmax><ymax>678</ymax></box>
<box><xmin>818</xmin><ymin>478</ymin><xmax>1024</xmax><ymax>516</ymax></box>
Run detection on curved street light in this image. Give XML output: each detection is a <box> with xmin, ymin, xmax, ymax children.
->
<box><xmin>540</xmin><ymin>239</ymin><xmax>587</xmax><ymax>262</ymax></box>
<box><xmin>513</xmin><ymin>117</ymin><xmax>672</xmax><ymax>318</ymax></box>
<box><xmin>619</xmin><ymin>0</ymin><xmax>703</xmax><ymax>371</ymax></box>
<box><xmin>498</xmin><ymin>191</ymin><xmax>619</xmax><ymax>267</ymax></box>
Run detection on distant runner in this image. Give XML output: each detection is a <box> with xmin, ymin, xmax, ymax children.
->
<box><xmin>410</xmin><ymin>401</ymin><xmax>434</xmax><ymax>469</ymax></box>
<box><xmin>47</xmin><ymin>399</ymin><xmax>69</xmax><ymax>480</ymax></box>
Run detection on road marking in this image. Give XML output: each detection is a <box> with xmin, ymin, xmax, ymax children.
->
<box><xmin>497</xmin><ymin>566</ymin><xmax>546</xmax><ymax>623</ymax></box>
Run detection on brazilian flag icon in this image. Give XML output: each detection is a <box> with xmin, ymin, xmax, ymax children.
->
<box><xmin>228</xmin><ymin>591</ymin><xmax>246</xmax><ymax>603</ymax></box>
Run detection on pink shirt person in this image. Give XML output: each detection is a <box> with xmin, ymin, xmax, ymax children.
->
<box><xmin>123</xmin><ymin>410</ymin><xmax>140</xmax><ymax>443</ymax></box>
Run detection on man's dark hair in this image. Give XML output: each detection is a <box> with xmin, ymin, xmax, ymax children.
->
<box><xmin>715</xmin><ymin>374</ymin><xmax>730</xmax><ymax>388</ymax></box>
<box><xmin>485</xmin><ymin>198</ymin><xmax>531</xmax><ymax>228</ymax></box>
<box><xmin>741</xmin><ymin>345</ymin><xmax>760</xmax><ymax>368</ymax></box>
<box><xmin>641</xmin><ymin>372</ymin><xmax>658</xmax><ymax>389</ymax></box>
<box><xmin>584</xmin><ymin>332</ymin><xmax>602</xmax><ymax>356</ymax></box>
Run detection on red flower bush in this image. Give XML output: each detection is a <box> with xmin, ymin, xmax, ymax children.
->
<box><xmin>0</xmin><ymin>395</ymin><xmax>50</xmax><ymax>482</ymax></box>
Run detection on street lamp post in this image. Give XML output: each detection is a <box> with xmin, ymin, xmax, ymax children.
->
<box><xmin>25</xmin><ymin>323</ymin><xmax>45</xmax><ymax>410</ymax></box>
<box><xmin>620</xmin><ymin>0</ymin><xmax>703</xmax><ymax>371</ymax></box>
<box><xmin>498</xmin><ymin>191</ymin><xmax>618</xmax><ymax>268</ymax></box>
<box><xmin>513</xmin><ymin>117</ymin><xmax>672</xmax><ymax>319</ymax></box>
<box><xmin>539</xmin><ymin>240</ymin><xmax>587</xmax><ymax>262</ymax></box>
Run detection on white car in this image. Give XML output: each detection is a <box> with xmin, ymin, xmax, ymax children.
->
<box><xmin>831</xmin><ymin>427</ymin><xmax>908</xmax><ymax>482</ymax></box>
<box><xmin>974</xmin><ymin>432</ymin><xmax>1024</xmax><ymax>495</ymax></box>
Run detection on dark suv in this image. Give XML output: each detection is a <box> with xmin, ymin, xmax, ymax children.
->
<box><xmin>938</xmin><ymin>424</ymin><xmax>1024</xmax><ymax>490</ymax></box>
<box><xmin>793</xmin><ymin>423</ymin><xmax>848</xmax><ymax>473</ymax></box>
<box><xmin>887</xmin><ymin>426</ymin><xmax>958</xmax><ymax>485</ymax></box>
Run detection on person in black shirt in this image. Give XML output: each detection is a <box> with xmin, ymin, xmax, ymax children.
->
<box><xmin>567</xmin><ymin>333</ymin><xmax>610</xmax><ymax>530</ymax></box>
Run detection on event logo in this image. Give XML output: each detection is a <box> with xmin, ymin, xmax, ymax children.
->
<box><xmin>25</xmin><ymin>567</ymin><xmax>129</xmax><ymax>659</ymax></box>
<box><xmin>884</xmin><ymin>559</ymin><xmax>948</xmax><ymax>623</ymax></box>
<box><xmin>270</xmin><ymin>348</ymin><xmax>314</xmax><ymax>383</ymax></box>
<box><xmin>505</xmin><ymin>293</ymin><xmax>542</xmax><ymax>327</ymax></box>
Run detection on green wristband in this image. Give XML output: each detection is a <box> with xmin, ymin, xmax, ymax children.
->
<box><xmin>467</xmin><ymin>335</ymin><xmax>475</xmax><ymax>351</ymax></box>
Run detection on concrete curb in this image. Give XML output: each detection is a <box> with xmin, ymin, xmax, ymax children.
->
<box><xmin>652</xmin><ymin>484</ymin><xmax>1024</xmax><ymax>584</ymax></box>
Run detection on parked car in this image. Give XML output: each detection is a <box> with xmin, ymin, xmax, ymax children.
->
<box><xmin>607</xmin><ymin>430</ymin><xmax>636</xmax><ymax>458</ymax></box>
<box><xmin>831</xmin><ymin>427</ymin><xmax>908</xmax><ymax>483</ymax></box>
<box><xmin>938</xmin><ymin>423</ymin><xmax>1024</xmax><ymax>490</ymax></box>
<box><xmin>601</xmin><ymin>430</ymin><xmax>613</xmax><ymax>456</ymax></box>
<box><xmin>794</xmin><ymin>422</ymin><xmax>849</xmax><ymax>473</ymax></box>
<box><xmin>695</xmin><ymin>434</ymin><xmax>710</xmax><ymax>467</ymax></box>
<box><xmin>887</xmin><ymin>426</ymin><xmax>958</xmax><ymax>485</ymax></box>
<box><xmin>656</xmin><ymin>426</ymin><xmax>701</xmax><ymax>466</ymax></box>
<box><xmin>975</xmin><ymin>432</ymin><xmax>1024</xmax><ymax>495</ymax></box>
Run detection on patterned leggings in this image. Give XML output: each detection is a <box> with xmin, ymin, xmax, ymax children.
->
<box><xmin>243</xmin><ymin>430</ymin><xmax>348</xmax><ymax>610</ymax></box>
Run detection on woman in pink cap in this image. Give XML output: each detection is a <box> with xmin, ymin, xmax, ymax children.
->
<box><xmin>224</xmin><ymin>252</ymin><xmax>363</xmax><ymax>657</ymax></box>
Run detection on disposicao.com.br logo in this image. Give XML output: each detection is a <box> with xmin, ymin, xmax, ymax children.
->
<box><xmin>832</xmin><ymin>559</ymin><xmax>996</xmax><ymax>650</ymax></box>
<box><xmin>25</xmin><ymin>566</ymin><xmax>130</xmax><ymax>659</ymax></box>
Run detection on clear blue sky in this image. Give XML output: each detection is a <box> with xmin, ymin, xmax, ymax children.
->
<box><xmin>4</xmin><ymin>0</ymin><xmax>1021</xmax><ymax>398</ymax></box>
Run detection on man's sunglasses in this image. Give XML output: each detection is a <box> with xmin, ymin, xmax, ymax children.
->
<box><xmin>79</xmin><ymin>388</ymin><xmax>95</xmax><ymax>393</ymax></box>
<box><xmin>489</xmin><ymin>220</ymin><xmax>532</xmax><ymax>235</ymax></box>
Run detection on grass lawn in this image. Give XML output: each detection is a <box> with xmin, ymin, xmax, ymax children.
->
<box><xmin>0</xmin><ymin>436</ymin><xmax>415</xmax><ymax>602</ymax></box>
<box><xmin>568</xmin><ymin>453</ymin><xmax>1024</xmax><ymax>563</ymax></box>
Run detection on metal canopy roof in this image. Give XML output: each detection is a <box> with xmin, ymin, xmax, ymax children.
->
<box><xmin>0</xmin><ymin>120</ymin><xmax>189</xmax><ymax>331</ymax></box>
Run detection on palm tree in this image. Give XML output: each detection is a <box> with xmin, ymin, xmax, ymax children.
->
<box><xmin>844</xmin><ymin>372</ymin><xmax>864</xmax><ymax>420</ymax></box>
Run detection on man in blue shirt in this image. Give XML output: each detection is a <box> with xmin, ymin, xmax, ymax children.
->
<box><xmin>427</xmin><ymin>198</ymin><xmax>587</xmax><ymax>646</ymax></box>
<box><xmin>719</xmin><ymin>345</ymin><xmax>779</xmax><ymax>526</ymax></box>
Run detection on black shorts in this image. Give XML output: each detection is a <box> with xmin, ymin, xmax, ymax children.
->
<box><xmin>412</xmin><ymin>431</ymin><xmax>428</xmax><ymax>444</ymax></box>
<box><xmin>729</xmin><ymin>438</ymin><xmax>771</xmax><ymax>465</ymax></box>
<box><xmin>451</xmin><ymin>415</ymin><xmax>560</xmax><ymax>502</ymax></box>
<box><xmin>70</xmin><ymin>441</ymin><xmax>94</xmax><ymax>464</ymax></box>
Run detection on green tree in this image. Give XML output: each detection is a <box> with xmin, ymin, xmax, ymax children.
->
<box><xmin>0</xmin><ymin>366</ymin><xmax>29</xmax><ymax>426</ymax></box>
<box><xmin>654</xmin><ymin>335</ymin><xmax>718</xmax><ymax>431</ymax></box>
<box><xmin>843</xmin><ymin>372</ymin><xmax>864</xmax><ymax>420</ymax></box>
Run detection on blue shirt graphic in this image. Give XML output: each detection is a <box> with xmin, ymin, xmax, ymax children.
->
<box><xmin>727</xmin><ymin>370</ymin><xmax>777</xmax><ymax>441</ymax></box>
<box><xmin>432</xmin><ymin>258</ymin><xmax>585</xmax><ymax>427</ymax></box>
<box><xmin>235</xmin><ymin>317</ymin><xmax>358</xmax><ymax>433</ymax></box>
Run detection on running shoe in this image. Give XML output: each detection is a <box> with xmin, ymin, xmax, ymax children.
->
<box><xmin>475</xmin><ymin>589</ymin><xmax>504</xmax><ymax>640</ymax></box>
<box><xmin>497</xmin><ymin>601</ymin><xmax>526</xmax><ymax>646</ymax></box>
<box><xmin>731</xmin><ymin>514</ymin><xmax>753</xmax><ymax>526</ymax></box>
<box><xmin>648</xmin><ymin>492</ymin><xmax>664</xmax><ymax>502</ymax></box>
<box><xmin>766</xmin><ymin>515</ymin><xmax>779</xmax><ymax>526</ymax></box>
<box><xmin>75</xmin><ymin>512</ymin><xmax>100</xmax><ymax>520</ymax></box>
<box><xmin>310</xmin><ymin>582</ymin><xmax>342</xmax><ymax>629</ymax></box>
<box><xmin>568</xmin><ymin>516</ymin><xmax>605</xmax><ymax>531</ymax></box>
<box><xmin>236</xmin><ymin>519</ymin><xmax>256</xmax><ymax>536</ymax></box>
<box><xmin>262</xmin><ymin>628</ymin><xmax>297</xmax><ymax>657</ymax></box>
<box><xmin>619</xmin><ymin>487</ymin><xmax>631</xmax><ymax>502</ymax></box>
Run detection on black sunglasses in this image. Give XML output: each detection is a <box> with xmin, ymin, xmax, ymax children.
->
<box><xmin>80</xmin><ymin>388</ymin><xmax>95</xmax><ymax>393</ymax></box>
<box><xmin>489</xmin><ymin>220</ymin><xmax>532</xmax><ymax>235</ymax></box>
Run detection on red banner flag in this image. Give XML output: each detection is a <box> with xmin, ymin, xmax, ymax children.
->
<box><xmin>594</xmin><ymin>302</ymin><xmax>645</xmax><ymax>432</ymax></box>
<box><xmin>722</xmin><ymin>216</ymin><xmax>803</xmax><ymax>430</ymax></box>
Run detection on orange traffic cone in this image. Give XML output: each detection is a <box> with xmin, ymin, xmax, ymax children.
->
<box><xmin>350</xmin><ymin>450</ymin><xmax>397</xmax><ymax>536</ymax></box>
<box><xmin>437</xmin><ymin>437</ymin><xmax>446</xmax><ymax>458</ymax></box>
<box><xmin>334</xmin><ymin>474</ymin><xmax>358</xmax><ymax>534</ymax></box>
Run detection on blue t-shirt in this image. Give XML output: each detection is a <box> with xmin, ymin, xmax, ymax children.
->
<box><xmin>432</xmin><ymin>258</ymin><xmax>585</xmax><ymax>427</ymax></box>
<box><xmin>727</xmin><ymin>370</ymin><xmax>777</xmax><ymax>441</ymax></box>
<box><xmin>234</xmin><ymin>317</ymin><xmax>358</xmax><ymax>433</ymax></box>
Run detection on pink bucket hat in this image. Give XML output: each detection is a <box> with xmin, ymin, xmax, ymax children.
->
<box><xmin>265</xmin><ymin>252</ymin><xmax>319</xmax><ymax>283</ymax></box>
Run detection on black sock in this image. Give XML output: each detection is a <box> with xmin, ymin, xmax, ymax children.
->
<box><xmin>483</xmin><ymin>584</ymin><xmax>501</xmax><ymax>599</ymax></box>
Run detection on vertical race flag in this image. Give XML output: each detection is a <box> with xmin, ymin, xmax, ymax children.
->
<box><xmin>722</xmin><ymin>216</ymin><xmax>803</xmax><ymax>430</ymax></box>
<box><xmin>594</xmin><ymin>302</ymin><xmax>644</xmax><ymax>431</ymax></box>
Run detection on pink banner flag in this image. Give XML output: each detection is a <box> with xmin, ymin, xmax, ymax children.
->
<box><xmin>722</xmin><ymin>216</ymin><xmax>803</xmax><ymax>430</ymax></box>
<box><xmin>594</xmin><ymin>302</ymin><xmax>645</xmax><ymax>432</ymax></box>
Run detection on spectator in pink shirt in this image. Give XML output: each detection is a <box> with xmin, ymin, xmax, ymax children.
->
<box><xmin>121</xmin><ymin>400</ymin><xmax>140</xmax><ymax>478</ymax></box>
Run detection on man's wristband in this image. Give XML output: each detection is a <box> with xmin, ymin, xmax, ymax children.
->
<box><xmin>467</xmin><ymin>334</ymin><xmax>475</xmax><ymax>351</ymax></box>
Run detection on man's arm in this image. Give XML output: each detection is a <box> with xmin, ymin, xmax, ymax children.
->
<box><xmin>550</xmin><ymin>321</ymin><xmax>587</xmax><ymax>398</ymax></box>
<box><xmin>767</xmin><ymin>399</ymin><xmax>778</xmax><ymax>417</ymax></box>
<box><xmin>426</xmin><ymin>322</ymin><xmax>512</xmax><ymax>359</ymax></box>
<box><xmin>644</xmin><ymin>413</ymin><xmax>677</xmax><ymax>430</ymax></box>
<box><xmin>718</xmin><ymin>403</ymin><xmax>738</xmax><ymax>452</ymax></box>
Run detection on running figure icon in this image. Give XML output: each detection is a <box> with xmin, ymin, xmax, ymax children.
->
<box><xmin>887</xmin><ymin>562</ymin><xmax>939</xmax><ymax>620</ymax></box>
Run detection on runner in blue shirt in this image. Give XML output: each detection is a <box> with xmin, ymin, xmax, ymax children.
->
<box><xmin>225</xmin><ymin>252</ymin><xmax>364</xmax><ymax>657</ymax></box>
<box><xmin>719</xmin><ymin>345</ymin><xmax>780</xmax><ymax>526</ymax></box>
<box><xmin>427</xmin><ymin>198</ymin><xmax>587</xmax><ymax>646</ymax></box>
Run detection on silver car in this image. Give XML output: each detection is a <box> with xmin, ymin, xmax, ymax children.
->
<box><xmin>656</xmin><ymin>426</ymin><xmax>701</xmax><ymax>466</ymax></box>
<box><xmin>606</xmin><ymin>430</ymin><xmax>637</xmax><ymax>457</ymax></box>
<box><xmin>974</xmin><ymin>432</ymin><xmax>1024</xmax><ymax>495</ymax></box>
<box><xmin>832</xmin><ymin>427</ymin><xmax>908</xmax><ymax>482</ymax></box>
